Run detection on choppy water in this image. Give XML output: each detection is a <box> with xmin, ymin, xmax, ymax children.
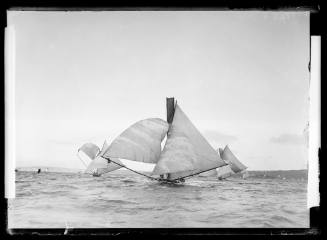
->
<box><xmin>8</xmin><ymin>171</ymin><xmax>309</xmax><ymax>228</ymax></box>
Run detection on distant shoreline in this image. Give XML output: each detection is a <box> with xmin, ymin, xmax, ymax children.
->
<box><xmin>15</xmin><ymin>167</ymin><xmax>308</xmax><ymax>179</ymax></box>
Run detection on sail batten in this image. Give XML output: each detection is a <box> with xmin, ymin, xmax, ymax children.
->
<box><xmin>152</xmin><ymin>104</ymin><xmax>227</xmax><ymax>179</ymax></box>
<box><xmin>103</xmin><ymin>118</ymin><xmax>169</xmax><ymax>163</ymax></box>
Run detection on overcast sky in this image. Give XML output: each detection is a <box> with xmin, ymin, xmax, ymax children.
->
<box><xmin>8</xmin><ymin>11</ymin><xmax>310</xmax><ymax>170</ymax></box>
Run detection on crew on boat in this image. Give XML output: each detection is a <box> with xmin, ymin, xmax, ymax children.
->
<box><xmin>159</xmin><ymin>173</ymin><xmax>185</xmax><ymax>183</ymax></box>
<box><xmin>160</xmin><ymin>173</ymin><xmax>170</xmax><ymax>180</ymax></box>
<box><xmin>92</xmin><ymin>168</ymin><xmax>101</xmax><ymax>177</ymax></box>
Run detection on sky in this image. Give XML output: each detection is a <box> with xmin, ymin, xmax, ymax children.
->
<box><xmin>7</xmin><ymin>11</ymin><xmax>310</xmax><ymax>170</ymax></box>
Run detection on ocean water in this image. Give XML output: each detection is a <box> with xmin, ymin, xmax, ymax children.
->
<box><xmin>8</xmin><ymin>170</ymin><xmax>309</xmax><ymax>228</ymax></box>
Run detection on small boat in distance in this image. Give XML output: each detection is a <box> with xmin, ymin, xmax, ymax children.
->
<box><xmin>199</xmin><ymin>145</ymin><xmax>247</xmax><ymax>180</ymax></box>
<box><xmin>216</xmin><ymin>145</ymin><xmax>247</xmax><ymax>180</ymax></box>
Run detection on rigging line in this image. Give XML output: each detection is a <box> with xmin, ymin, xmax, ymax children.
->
<box><xmin>172</xmin><ymin>159</ymin><xmax>229</xmax><ymax>181</ymax></box>
<box><xmin>95</xmin><ymin>149</ymin><xmax>101</xmax><ymax>158</ymax></box>
<box><xmin>101</xmin><ymin>156</ymin><xmax>160</xmax><ymax>181</ymax></box>
<box><xmin>172</xmin><ymin>166</ymin><xmax>222</xmax><ymax>181</ymax></box>
<box><xmin>102</xmin><ymin>156</ymin><xmax>181</xmax><ymax>184</ymax></box>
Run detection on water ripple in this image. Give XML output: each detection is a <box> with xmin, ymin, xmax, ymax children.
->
<box><xmin>9</xmin><ymin>171</ymin><xmax>309</xmax><ymax>228</ymax></box>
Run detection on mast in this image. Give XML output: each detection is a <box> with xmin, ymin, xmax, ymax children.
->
<box><xmin>166</xmin><ymin>97</ymin><xmax>175</xmax><ymax>124</ymax></box>
<box><xmin>218</xmin><ymin>148</ymin><xmax>224</xmax><ymax>158</ymax></box>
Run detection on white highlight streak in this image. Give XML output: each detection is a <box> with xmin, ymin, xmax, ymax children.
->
<box><xmin>307</xmin><ymin>36</ymin><xmax>320</xmax><ymax>208</ymax></box>
<box><xmin>5</xmin><ymin>25</ymin><xmax>16</xmax><ymax>198</ymax></box>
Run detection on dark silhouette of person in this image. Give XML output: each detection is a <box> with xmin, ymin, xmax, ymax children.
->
<box><xmin>37</xmin><ymin>168</ymin><xmax>41</xmax><ymax>173</ymax></box>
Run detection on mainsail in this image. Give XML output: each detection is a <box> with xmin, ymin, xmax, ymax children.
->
<box><xmin>220</xmin><ymin>145</ymin><xmax>247</xmax><ymax>173</ymax></box>
<box><xmin>102</xmin><ymin>118</ymin><xmax>169</xmax><ymax>164</ymax></box>
<box><xmin>152</xmin><ymin>104</ymin><xmax>227</xmax><ymax>180</ymax></box>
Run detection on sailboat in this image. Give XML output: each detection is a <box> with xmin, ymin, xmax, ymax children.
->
<box><xmin>150</xmin><ymin>99</ymin><xmax>227</xmax><ymax>182</ymax></box>
<box><xmin>79</xmin><ymin>98</ymin><xmax>227</xmax><ymax>183</ymax></box>
<box><xmin>77</xmin><ymin>142</ymin><xmax>100</xmax><ymax>167</ymax></box>
<box><xmin>78</xmin><ymin>140</ymin><xmax>125</xmax><ymax>176</ymax></box>
<box><xmin>217</xmin><ymin>145</ymin><xmax>247</xmax><ymax>180</ymax></box>
<box><xmin>198</xmin><ymin>147</ymin><xmax>246</xmax><ymax>179</ymax></box>
<box><xmin>217</xmin><ymin>165</ymin><xmax>234</xmax><ymax>180</ymax></box>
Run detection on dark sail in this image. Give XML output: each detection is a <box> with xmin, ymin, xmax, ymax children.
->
<box><xmin>166</xmin><ymin>97</ymin><xmax>175</xmax><ymax>124</ymax></box>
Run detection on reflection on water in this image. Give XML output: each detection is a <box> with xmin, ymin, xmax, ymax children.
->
<box><xmin>9</xmin><ymin>171</ymin><xmax>309</xmax><ymax>228</ymax></box>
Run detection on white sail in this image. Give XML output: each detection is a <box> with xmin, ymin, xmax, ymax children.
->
<box><xmin>220</xmin><ymin>145</ymin><xmax>247</xmax><ymax>173</ymax></box>
<box><xmin>102</xmin><ymin>118</ymin><xmax>169</xmax><ymax>163</ymax></box>
<box><xmin>217</xmin><ymin>165</ymin><xmax>234</xmax><ymax>179</ymax></box>
<box><xmin>85</xmin><ymin>156</ymin><xmax>123</xmax><ymax>175</ymax></box>
<box><xmin>77</xmin><ymin>143</ymin><xmax>100</xmax><ymax>168</ymax></box>
<box><xmin>78</xmin><ymin>143</ymin><xmax>100</xmax><ymax>160</ymax></box>
<box><xmin>152</xmin><ymin>104</ymin><xmax>227</xmax><ymax>179</ymax></box>
<box><xmin>199</xmin><ymin>168</ymin><xmax>218</xmax><ymax>177</ymax></box>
